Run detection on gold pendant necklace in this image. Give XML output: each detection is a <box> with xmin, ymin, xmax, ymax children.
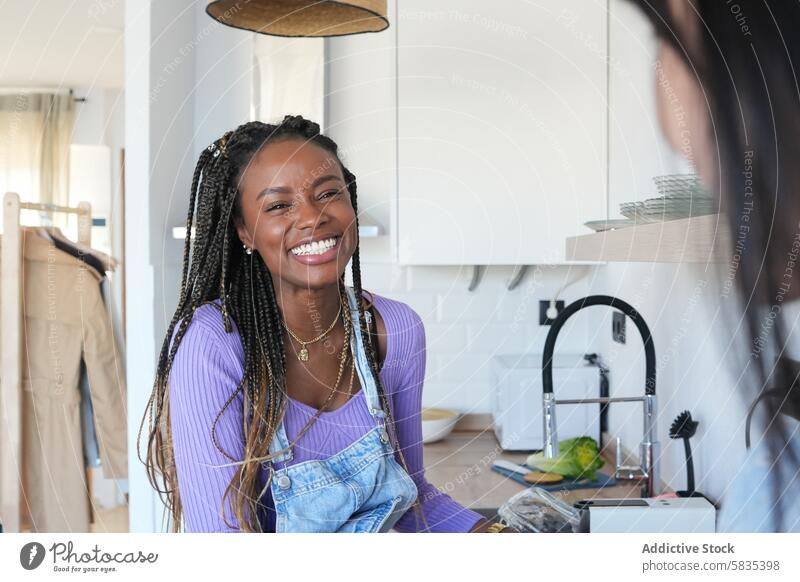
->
<box><xmin>283</xmin><ymin>306</ymin><xmax>353</xmax><ymax>452</ymax></box>
<box><xmin>282</xmin><ymin>295</ymin><xmax>343</xmax><ymax>362</ymax></box>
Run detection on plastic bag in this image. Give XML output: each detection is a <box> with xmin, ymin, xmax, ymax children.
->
<box><xmin>497</xmin><ymin>486</ymin><xmax>581</xmax><ymax>533</ymax></box>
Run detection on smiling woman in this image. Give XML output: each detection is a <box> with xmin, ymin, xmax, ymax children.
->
<box><xmin>235</xmin><ymin>140</ymin><xmax>356</xmax><ymax>285</ymax></box>
<box><xmin>139</xmin><ymin>115</ymin><xmax>491</xmax><ymax>533</ymax></box>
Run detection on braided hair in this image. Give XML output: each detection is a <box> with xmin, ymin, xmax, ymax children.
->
<box><xmin>139</xmin><ymin>115</ymin><xmax>431</xmax><ymax>533</ymax></box>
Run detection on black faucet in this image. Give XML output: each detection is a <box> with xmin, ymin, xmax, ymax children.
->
<box><xmin>541</xmin><ymin>295</ymin><xmax>660</xmax><ymax>497</ymax></box>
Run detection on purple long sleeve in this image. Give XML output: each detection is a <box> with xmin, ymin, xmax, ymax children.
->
<box><xmin>168</xmin><ymin>294</ymin><xmax>484</xmax><ymax>533</ymax></box>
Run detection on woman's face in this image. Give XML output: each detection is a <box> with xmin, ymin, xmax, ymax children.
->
<box><xmin>234</xmin><ymin>138</ymin><xmax>357</xmax><ymax>291</ymax></box>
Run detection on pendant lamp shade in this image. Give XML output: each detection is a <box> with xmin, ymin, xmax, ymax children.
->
<box><xmin>206</xmin><ymin>0</ymin><xmax>389</xmax><ymax>37</ymax></box>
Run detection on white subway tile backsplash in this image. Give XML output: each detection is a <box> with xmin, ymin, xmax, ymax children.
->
<box><xmin>424</xmin><ymin>323</ymin><xmax>468</xmax><ymax>352</ymax></box>
<box><xmin>421</xmin><ymin>381</ymin><xmax>472</xmax><ymax>411</ymax></box>
<box><xmin>466</xmin><ymin>323</ymin><xmax>526</xmax><ymax>354</ymax></box>
<box><xmin>435</xmin><ymin>293</ymin><xmax>510</xmax><ymax>323</ymax></box>
<box><xmin>356</xmin><ymin>261</ymin><xmax>408</xmax><ymax>294</ymax></box>
<box><xmin>431</xmin><ymin>353</ymin><xmax>492</xmax><ymax>387</ymax></box>
<box><xmin>464</xmin><ymin>383</ymin><xmax>495</xmax><ymax>414</ymax></box>
<box><xmin>405</xmin><ymin>264</ymin><xmax>474</xmax><ymax>292</ymax></box>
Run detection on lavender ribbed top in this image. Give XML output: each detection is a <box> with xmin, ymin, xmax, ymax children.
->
<box><xmin>168</xmin><ymin>291</ymin><xmax>484</xmax><ymax>533</ymax></box>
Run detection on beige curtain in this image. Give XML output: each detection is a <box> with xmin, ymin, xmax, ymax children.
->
<box><xmin>0</xmin><ymin>92</ymin><xmax>75</xmax><ymax>227</ymax></box>
<box><xmin>253</xmin><ymin>35</ymin><xmax>325</xmax><ymax>125</ymax></box>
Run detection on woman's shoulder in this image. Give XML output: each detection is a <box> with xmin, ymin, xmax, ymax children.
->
<box><xmin>367</xmin><ymin>290</ymin><xmax>424</xmax><ymax>335</ymax></box>
<box><xmin>366</xmin><ymin>290</ymin><xmax>426</xmax><ymax>371</ymax></box>
<box><xmin>169</xmin><ymin>299</ymin><xmax>244</xmax><ymax>362</ymax></box>
<box><xmin>718</xmin><ymin>433</ymin><xmax>800</xmax><ymax>532</ymax></box>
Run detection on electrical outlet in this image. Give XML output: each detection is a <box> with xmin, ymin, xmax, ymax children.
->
<box><xmin>612</xmin><ymin>311</ymin><xmax>626</xmax><ymax>344</ymax></box>
<box><xmin>539</xmin><ymin>300</ymin><xmax>565</xmax><ymax>325</ymax></box>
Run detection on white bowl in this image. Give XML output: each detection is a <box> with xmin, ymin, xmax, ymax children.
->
<box><xmin>421</xmin><ymin>408</ymin><xmax>461</xmax><ymax>443</ymax></box>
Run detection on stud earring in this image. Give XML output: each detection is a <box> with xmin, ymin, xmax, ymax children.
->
<box><xmin>243</xmin><ymin>243</ymin><xmax>253</xmax><ymax>255</ymax></box>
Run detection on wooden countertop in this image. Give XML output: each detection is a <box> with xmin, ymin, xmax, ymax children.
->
<box><xmin>422</xmin><ymin>429</ymin><xmax>642</xmax><ymax>513</ymax></box>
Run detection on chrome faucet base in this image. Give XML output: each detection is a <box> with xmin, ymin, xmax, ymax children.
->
<box><xmin>542</xmin><ymin>392</ymin><xmax>559</xmax><ymax>458</ymax></box>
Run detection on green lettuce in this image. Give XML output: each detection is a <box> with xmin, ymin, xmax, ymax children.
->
<box><xmin>526</xmin><ymin>436</ymin><xmax>605</xmax><ymax>480</ymax></box>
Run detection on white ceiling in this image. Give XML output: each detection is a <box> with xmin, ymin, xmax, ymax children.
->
<box><xmin>0</xmin><ymin>0</ymin><xmax>124</xmax><ymax>90</ymax></box>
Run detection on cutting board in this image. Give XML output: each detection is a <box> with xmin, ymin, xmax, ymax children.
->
<box><xmin>491</xmin><ymin>461</ymin><xmax>617</xmax><ymax>491</ymax></box>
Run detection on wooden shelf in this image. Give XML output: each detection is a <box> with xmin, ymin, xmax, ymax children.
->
<box><xmin>566</xmin><ymin>214</ymin><xmax>730</xmax><ymax>263</ymax></box>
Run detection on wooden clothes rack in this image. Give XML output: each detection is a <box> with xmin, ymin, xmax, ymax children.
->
<box><xmin>0</xmin><ymin>191</ymin><xmax>92</xmax><ymax>533</ymax></box>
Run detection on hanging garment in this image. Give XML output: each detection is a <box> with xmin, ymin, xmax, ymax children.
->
<box><xmin>79</xmin><ymin>278</ymin><xmax>127</xmax><ymax>472</ymax></box>
<box><xmin>78</xmin><ymin>360</ymin><xmax>102</xmax><ymax>468</ymax></box>
<box><xmin>43</xmin><ymin>225</ymin><xmax>119</xmax><ymax>272</ymax></box>
<box><xmin>265</xmin><ymin>285</ymin><xmax>419</xmax><ymax>532</ymax></box>
<box><xmin>0</xmin><ymin>229</ymin><xmax>127</xmax><ymax>532</ymax></box>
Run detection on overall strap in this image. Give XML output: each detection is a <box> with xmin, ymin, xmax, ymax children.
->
<box><xmin>345</xmin><ymin>286</ymin><xmax>386</xmax><ymax>420</ymax></box>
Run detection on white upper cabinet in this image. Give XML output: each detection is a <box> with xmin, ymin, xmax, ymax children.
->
<box><xmin>397</xmin><ymin>1</ymin><xmax>608</xmax><ymax>265</ymax></box>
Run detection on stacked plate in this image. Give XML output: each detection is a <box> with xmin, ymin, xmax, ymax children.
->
<box><xmin>618</xmin><ymin>174</ymin><xmax>718</xmax><ymax>224</ymax></box>
<box><xmin>583</xmin><ymin>218</ymin><xmax>637</xmax><ymax>232</ymax></box>
<box><xmin>584</xmin><ymin>174</ymin><xmax>718</xmax><ymax>232</ymax></box>
<box><xmin>653</xmin><ymin>174</ymin><xmax>710</xmax><ymax>198</ymax></box>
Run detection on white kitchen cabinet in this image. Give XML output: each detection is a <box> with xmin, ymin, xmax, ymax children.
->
<box><xmin>397</xmin><ymin>0</ymin><xmax>608</xmax><ymax>265</ymax></box>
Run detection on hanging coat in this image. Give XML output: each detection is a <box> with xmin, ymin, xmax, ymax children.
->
<box><xmin>0</xmin><ymin>230</ymin><xmax>127</xmax><ymax>532</ymax></box>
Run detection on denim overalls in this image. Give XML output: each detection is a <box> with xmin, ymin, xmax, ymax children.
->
<box><xmin>264</xmin><ymin>285</ymin><xmax>419</xmax><ymax>532</ymax></box>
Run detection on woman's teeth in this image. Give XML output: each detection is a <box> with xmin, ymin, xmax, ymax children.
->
<box><xmin>290</xmin><ymin>237</ymin><xmax>338</xmax><ymax>256</ymax></box>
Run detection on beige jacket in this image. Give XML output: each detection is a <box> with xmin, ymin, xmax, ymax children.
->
<box><xmin>1</xmin><ymin>230</ymin><xmax>127</xmax><ymax>532</ymax></box>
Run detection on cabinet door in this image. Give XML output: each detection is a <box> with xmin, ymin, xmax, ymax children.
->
<box><xmin>397</xmin><ymin>1</ymin><xmax>608</xmax><ymax>264</ymax></box>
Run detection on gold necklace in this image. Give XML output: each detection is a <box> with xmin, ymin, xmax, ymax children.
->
<box><xmin>282</xmin><ymin>300</ymin><xmax>342</xmax><ymax>362</ymax></box>
<box><xmin>284</xmin><ymin>307</ymin><xmax>353</xmax><ymax>450</ymax></box>
<box><xmin>347</xmin><ymin>353</ymin><xmax>356</xmax><ymax>396</ymax></box>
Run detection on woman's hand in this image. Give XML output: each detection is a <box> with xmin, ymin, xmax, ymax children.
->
<box><xmin>469</xmin><ymin>518</ymin><xmax>518</xmax><ymax>533</ymax></box>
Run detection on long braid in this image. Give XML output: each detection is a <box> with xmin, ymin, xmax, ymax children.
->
<box><xmin>141</xmin><ymin>115</ymin><xmax>432</xmax><ymax>533</ymax></box>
